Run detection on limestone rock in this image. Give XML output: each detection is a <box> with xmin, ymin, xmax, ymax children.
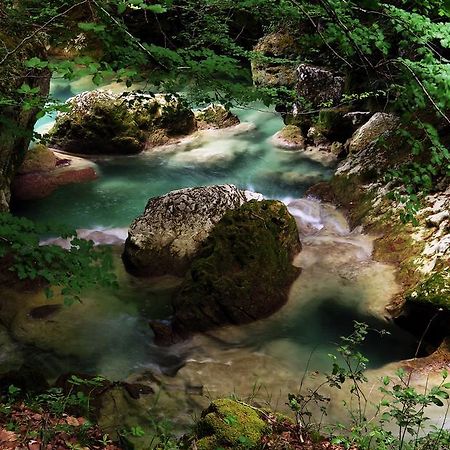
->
<box><xmin>194</xmin><ymin>104</ymin><xmax>240</xmax><ymax>129</ymax></box>
<box><xmin>271</xmin><ymin>125</ymin><xmax>306</xmax><ymax>150</ymax></box>
<box><xmin>343</xmin><ymin>111</ymin><xmax>373</xmax><ymax>129</ymax></box>
<box><xmin>295</xmin><ymin>64</ymin><xmax>344</xmax><ymax>108</ymax></box>
<box><xmin>122</xmin><ymin>184</ymin><xmax>264</xmax><ymax>277</ymax></box>
<box><xmin>426</xmin><ymin>210</ymin><xmax>449</xmax><ymax>228</ymax></box>
<box><xmin>251</xmin><ymin>31</ymin><xmax>299</xmax><ymax>88</ymax></box>
<box><xmin>167</xmin><ymin>200</ymin><xmax>301</xmax><ymax>338</ymax></box>
<box><xmin>12</xmin><ymin>146</ymin><xmax>97</xmax><ymax>200</ymax></box>
<box><xmin>48</xmin><ymin>90</ymin><xmax>197</xmax><ymax>155</ymax></box>
<box><xmin>348</xmin><ymin>112</ymin><xmax>399</xmax><ymax>154</ymax></box>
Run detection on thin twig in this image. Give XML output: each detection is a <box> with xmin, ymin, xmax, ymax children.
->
<box><xmin>289</xmin><ymin>0</ymin><xmax>353</xmax><ymax>69</ymax></box>
<box><xmin>0</xmin><ymin>0</ymin><xmax>88</xmax><ymax>65</ymax></box>
<box><xmin>395</xmin><ymin>60</ymin><xmax>450</xmax><ymax>126</ymax></box>
<box><xmin>90</xmin><ymin>0</ymin><xmax>168</xmax><ymax>70</ymax></box>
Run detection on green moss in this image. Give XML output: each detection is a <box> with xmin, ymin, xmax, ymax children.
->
<box><xmin>313</xmin><ymin>108</ymin><xmax>353</xmax><ymax>141</ymax></box>
<box><xmin>172</xmin><ymin>200</ymin><xmax>301</xmax><ymax>334</ymax></box>
<box><xmin>279</xmin><ymin>125</ymin><xmax>303</xmax><ymax>141</ymax></box>
<box><xmin>195</xmin><ymin>399</ymin><xmax>267</xmax><ymax>450</ymax></box>
<box><xmin>49</xmin><ymin>93</ymin><xmax>196</xmax><ymax>155</ymax></box>
<box><xmin>406</xmin><ymin>268</ymin><xmax>450</xmax><ymax>309</ymax></box>
<box><xmin>195</xmin><ymin>105</ymin><xmax>239</xmax><ymax>129</ymax></box>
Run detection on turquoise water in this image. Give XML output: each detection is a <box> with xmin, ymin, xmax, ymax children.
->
<box><xmin>17</xmin><ymin>96</ymin><xmax>332</xmax><ymax>229</ymax></box>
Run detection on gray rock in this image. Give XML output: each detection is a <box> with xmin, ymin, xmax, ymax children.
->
<box><xmin>123</xmin><ymin>184</ymin><xmax>264</xmax><ymax>276</ymax></box>
<box><xmin>348</xmin><ymin>112</ymin><xmax>399</xmax><ymax>154</ymax></box>
<box><xmin>343</xmin><ymin>111</ymin><xmax>373</xmax><ymax>129</ymax></box>
<box><xmin>296</xmin><ymin>64</ymin><xmax>344</xmax><ymax>108</ymax></box>
<box><xmin>426</xmin><ymin>210</ymin><xmax>449</xmax><ymax>227</ymax></box>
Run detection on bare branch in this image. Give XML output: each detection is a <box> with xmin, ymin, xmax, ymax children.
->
<box><xmin>89</xmin><ymin>0</ymin><xmax>168</xmax><ymax>70</ymax></box>
<box><xmin>0</xmin><ymin>0</ymin><xmax>88</xmax><ymax>66</ymax></box>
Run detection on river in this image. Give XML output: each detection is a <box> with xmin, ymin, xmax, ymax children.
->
<box><xmin>5</xmin><ymin>77</ymin><xmax>428</xmax><ymax>437</ymax></box>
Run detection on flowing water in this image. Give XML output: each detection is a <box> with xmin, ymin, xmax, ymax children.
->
<box><xmin>4</xmin><ymin>77</ymin><xmax>428</xmax><ymax>431</ymax></box>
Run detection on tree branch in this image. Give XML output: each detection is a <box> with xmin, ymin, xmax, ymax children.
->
<box><xmin>89</xmin><ymin>0</ymin><xmax>169</xmax><ymax>70</ymax></box>
<box><xmin>0</xmin><ymin>0</ymin><xmax>88</xmax><ymax>66</ymax></box>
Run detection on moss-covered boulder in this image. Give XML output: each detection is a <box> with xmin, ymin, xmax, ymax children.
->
<box><xmin>251</xmin><ymin>30</ymin><xmax>300</xmax><ymax>88</ymax></box>
<box><xmin>167</xmin><ymin>200</ymin><xmax>301</xmax><ymax>338</ymax></box>
<box><xmin>194</xmin><ymin>399</ymin><xmax>267</xmax><ymax>450</ymax></box>
<box><xmin>48</xmin><ymin>90</ymin><xmax>197</xmax><ymax>155</ymax></box>
<box><xmin>407</xmin><ymin>268</ymin><xmax>450</xmax><ymax>309</ymax></box>
<box><xmin>271</xmin><ymin>125</ymin><xmax>306</xmax><ymax>150</ymax></box>
<box><xmin>195</xmin><ymin>104</ymin><xmax>240</xmax><ymax>130</ymax></box>
<box><xmin>123</xmin><ymin>184</ymin><xmax>264</xmax><ymax>277</ymax></box>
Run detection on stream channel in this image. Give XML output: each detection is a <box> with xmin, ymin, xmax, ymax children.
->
<box><xmin>5</xmin><ymin>77</ymin><xmax>426</xmax><ymax>432</ymax></box>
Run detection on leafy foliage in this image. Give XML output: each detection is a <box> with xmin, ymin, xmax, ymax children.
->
<box><xmin>289</xmin><ymin>322</ymin><xmax>450</xmax><ymax>450</ymax></box>
<box><xmin>0</xmin><ymin>213</ymin><xmax>117</xmax><ymax>305</ymax></box>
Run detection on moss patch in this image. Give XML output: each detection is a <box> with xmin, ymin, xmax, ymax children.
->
<box><xmin>195</xmin><ymin>399</ymin><xmax>267</xmax><ymax>450</ymax></box>
<box><xmin>406</xmin><ymin>268</ymin><xmax>450</xmax><ymax>310</ymax></box>
<box><xmin>195</xmin><ymin>104</ymin><xmax>240</xmax><ymax>129</ymax></box>
<box><xmin>171</xmin><ymin>200</ymin><xmax>301</xmax><ymax>335</ymax></box>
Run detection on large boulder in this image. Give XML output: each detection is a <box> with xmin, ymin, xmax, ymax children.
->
<box><xmin>122</xmin><ymin>184</ymin><xmax>263</xmax><ymax>277</ymax></box>
<box><xmin>295</xmin><ymin>64</ymin><xmax>344</xmax><ymax>109</ymax></box>
<box><xmin>348</xmin><ymin>112</ymin><xmax>399</xmax><ymax>154</ymax></box>
<box><xmin>48</xmin><ymin>90</ymin><xmax>197</xmax><ymax>155</ymax></box>
<box><xmin>166</xmin><ymin>200</ymin><xmax>301</xmax><ymax>339</ymax></box>
<box><xmin>251</xmin><ymin>30</ymin><xmax>299</xmax><ymax>88</ymax></box>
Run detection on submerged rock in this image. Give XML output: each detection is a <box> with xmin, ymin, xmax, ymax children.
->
<box><xmin>122</xmin><ymin>184</ymin><xmax>263</xmax><ymax>277</ymax></box>
<box><xmin>11</xmin><ymin>145</ymin><xmax>97</xmax><ymax>200</ymax></box>
<box><xmin>48</xmin><ymin>90</ymin><xmax>196</xmax><ymax>155</ymax></box>
<box><xmin>163</xmin><ymin>200</ymin><xmax>301</xmax><ymax>340</ymax></box>
<box><xmin>194</xmin><ymin>399</ymin><xmax>267</xmax><ymax>450</ymax></box>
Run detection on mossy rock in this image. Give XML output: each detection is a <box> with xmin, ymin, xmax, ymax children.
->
<box><xmin>195</xmin><ymin>104</ymin><xmax>240</xmax><ymax>129</ymax></box>
<box><xmin>171</xmin><ymin>200</ymin><xmax>301</xmax><ymax>336</ymax></box>
<box><xmin>195</xmin><ymin>399</ymin><xmax>267</xmax><ymax>450</ymax></box>
<box><xmin>251</xmin><ymin>30</ymin><xmax>300</xmax><ymax>88</ymax></box>
<box><xmin>314</xmin><ymin>108</ymin><xmax>353</xmax><ymax>141</ymax></box>
<box><xmin>18</xmin><ymin>144</ymin><xmax>57</xmax><ymax>173</ymax></box>
<box><xmin>406</xmin><ymin>268</ymin><xmax>450</xmax><ymax>310</ymax></box>
<box><xmin>48</xmin><ymin>91</ymin><xmax>196</xmax><ymax>155</ymax></box>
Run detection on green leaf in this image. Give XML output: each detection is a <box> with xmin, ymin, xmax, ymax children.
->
<box><xmin>117</xmin><ymin>2</ymin><xmax>127</xmax><ymax>14</ymax></box>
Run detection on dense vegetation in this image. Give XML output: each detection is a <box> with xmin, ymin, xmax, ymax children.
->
<box><xmin>1</xmin><ymin>1</ymin><xmax>450</xmax><ymax>449</ymax></box>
